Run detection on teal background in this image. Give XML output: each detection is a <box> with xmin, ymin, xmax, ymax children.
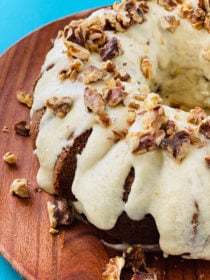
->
<box><xmin>0</xmin><ymin>0</ymin><xmax>113</xmax><ymax>278</ymax></box>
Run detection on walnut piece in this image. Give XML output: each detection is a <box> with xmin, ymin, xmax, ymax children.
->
<box><xmin>10</xmin><ymin>178</ymin><xmax>30</xmax><ymax>198</ymax></box>
<box><xmin>99</xmin><ymin>37</ymin><xmax>123</xmax><ymax>61</ymax></box>
<box><xmin>47</xmin><ymin>199</ymin><xmax>74</xmax><ymax>233</ymax></box>
<box><xmin>161</xmin><ymin>130</ymin><xmax>191</xmax><ymax>161</ymax></box>
<box><xmin>46</xmin><ymin>96</ymin><xmax>72</xmax><ymax>118</ymax></box>
<box><xmin>94</xmin><ymin>112</ymin><xmax>111</xmax><ymax>128</ymax></box>
<box><xmin>64</xmin><ymin>40</ymin><xmax>90</xmax><ymax>61</ymax></box>
<box><xmin>187</xmin><ymin>107</ymin><xmax>207</xmax><ymax>125</ymax></box>
<box><xmin>106</xmin><ymin>86</ymin><xmax>127</xmax><ymax>107</ymax></box>
<box><xmin>158</xmin><ymin>0</ymin><xmax>179</xmax><ymax>11</ymax></box>
<box><xmin>102</xmin><ymin>256</ymin><xmax>125</xmax><ymax>280</ymax></box>
<box><xmin>112</xmin><ymin>128</ymin><xmax>128</xmax><ymax>142</ymax></box>
<box><xmin>83</xmin><ymin>65</ymin><xmax>107</xmax><ymax>84</ymax></box>
<box><xmin>144</xmin><ymin>93</ymin><xmax>163</xmax><ymax>110</ymax></box>
<box><xmin>13</xmin><ymin>121</ymin><xmax>30</xmax><ymax>136</ymax></box>
<box><xmin>160</xmin><ymin>16</ymin><xmax>180</xmax><ymax>32</ymax></box>
<box><xmin>161</xmin><ymin>120</ymin><xmax>177</xmax><ymax>136</ymax></box>
<box><xmin>3</xmin><ymin>152</ymin><xmax>17</xmax><ymax>165</ymax></box>
<box><xmin>199</xmin><ymin>118</ymin><xmax>210</xmax><ymax>139</ymax></box>
<box><xmin>140</xmin><ymin>56</ymin><xmax>152</xmax><ymax>79</ymax></box>
<box><xmin>84</xmin><ymin>87</ymin><xmax>106</xmax><ymax>114</ymax></box>
<box><xmin>16</xmin><ymin>91</ymin><xmax>33</xmax><ymax>108</ymax></box>
<box><xmin>58</xmin><ymin>59</ymin><xmax>84</xmax><ymax>82</ymax></box>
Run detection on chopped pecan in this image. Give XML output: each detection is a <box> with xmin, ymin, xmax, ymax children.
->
<box><xmin>112</xmin><ymin>128</ymin><xmax>128</xmax><ymax>142</ymax></box>
<box><xmin>161</xmin><ymin>130</ymin><xmax>190</xmax><ymax>161</ymax></box>
<box><xmin>105</xmin><ymin>86</ymin><xmax>127</xmax><ymax>107</ymax></box>
<box><xmin>189</xmin><ymin>8</ymin><xmax>206</xmax><ymax>29</ymax></box>
<box><xmin>64</xmin><ymin>40</ymin><xmax>90</xmax><ymax>61</ymax></box>
<box><xmin>144</xmin><ymin>93</ymin><xmax>163</xmax><ymax>110</ymax></box>
<box><xmin>16</xmin><ymin>91</ymin><xmax>33</xmax><ymax>108</ymax></box>
<box><xmin>129</xmin><ymin>130</ymin><xmax>165</xmax><ymax>154</ymax></box>
<box><xmin>161</xmin><ymin>120</ymin><xmax>177</xmax><ymax>136</ymax></box>
<box><xmin>123</xmin><ymin>245</ymin><xmax>146</xmax><ymax>273</ymax></box>
<box><xmin>114</xmin><ymin>68</ymin><xmax>131</xmax><ymax>81</ymax></box>
<box><xmin>151</xmin><ymin>106</ymin><xmax>168</xmax><ymax>130</ymax></box>
<box><xmin>204</xmin><ymin>14</ymin><xmax>210</xmax><ymax>33</ymax></box>
<box><xmin>128</xmin><ymin>102</ymin><xmax>140</xmax><ymax>110</ymax></box>
<box><xmin>47</xmin><ymin>199</ymin><xmax>74</xmax><ymax>232</ymax></box>
<box><xmin>103</xmin><ymin>60</ymin><xmax>116</xmax><ymax>72</ymax></box>
<box><xmin>158</xmin><ymin>0</ymin><xmax>179</xmax><ymax>11</ymax></box>
<box><xmin>58</xmin><ymin>59</ymin><xmax>84</xmax><ymax>82</ymax></box>
<box><xmin>3</xmin><ymin>152</ymin><xmax>17</xmax><ymax>165</ymax></box>
<box><xmin>179</xmin><ymin>1</ymin><xmax>192</xmax><ymax>18</ymax></box>
<box><xmin>10</xmin><ymin>178</ymin><xmax>30</xmax><ymax>198</ymax></box>
<box><xmin>187</xmin><ymin>107</ymin><xmax>207</xmax><ymax>125</ymax></box>
<box><xmin>83</xmin><ymin>65</ymin><xmax>107</xmax><ymax>84</ymax></box>
<box><xmin>86</xmin><ymin>23</ymin><xmax>107</xmax><ymax>51</ymax></box>
<box><xmin>102</xmin><ymin>256</ymin><xmax>125</xmax><ymax>280</ymax></box>
<box><xmin>127</xmin><ymin>110</ymin><xmax>136</xmax><ymax>125</ymax></box>
<box><xmin>13</xmin><ymin>121</ymin><xmax>30</xmax><ymax>136</ymax></box>
<box><xmin>205</xmin><ymin>155</ymin><xmax>210</xmax><ymax>167</ymax></box>
<box><xmin>198</xmin><ymin>0</ymin><xmax>210</xmax><ymax>12</ymax></box>
<box><xmin>63</xmin><ymin>19</ymin><xmax>85</xmax><ymax>46</ymax></box>
<box><xmin>199</xmin><ymin>119</ymin><xmax>210</xmax><ymax>139</ymax></box>
<box><xmin>94</xmin><ymin>112</ymin><xmax>111</xmax><ymax>128</ymax></box>
<box><xmin>140</xmin><ymin>56</ymin><xmax>152</xmax><ymax>79</ymax></box>
<box><xmin>84</xmin><ymin>87</ymin><xmax>105</xmax><ymax>113</ymax></box>
<box><xmin>160</xmin><ymin>16</ymin><xmax>180</xmax><ymax>32</ymax></box>
<box><xmin>99</xmin><ymin>37</ymin><xmax>123</xmax><ymax>61</ymax></box>
<box><xmin>46</xmin><ymin>96</ymin><xmax>72</xmax><ymax>118</ymax></box>
<box><xmin>116</xmin><ymin>10</ymin><xmax>132</xmax><ymax>29</ymax></box>
<box><xmin>131</xmin><ymin>272</ymin><xmax>157</xmax><ymax>280</ymax></box>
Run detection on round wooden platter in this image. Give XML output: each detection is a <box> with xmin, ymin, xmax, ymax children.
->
<box><xmin>0</xmin><ymin>8</ymin><xmax>210</xmax><ymax>280</ymax></box>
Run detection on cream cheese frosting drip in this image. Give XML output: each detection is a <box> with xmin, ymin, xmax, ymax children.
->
<box><xmin>31</xmin><ymin>0</ymin><xmax>210</xmax><ymax>258</ymax></box>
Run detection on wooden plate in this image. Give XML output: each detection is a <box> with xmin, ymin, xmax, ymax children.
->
<box><xmin>0</xmin><ymin>8</ymin><xmax>210</xmax><ymax>280</ymax></box>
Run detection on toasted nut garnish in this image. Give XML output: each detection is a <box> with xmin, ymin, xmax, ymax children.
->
<box><xmin>16</xmin><ymin>91</ymin><xmax>33</xmax><ymax>108</ymax></box>
<box><xmin>140</xmin><ymin>56</ymin><xmax>152</xmax><ymax>79</ymax></box>
<box><xmin>102</xmin><ymin>256</ymin><xmax>125</xmax><ymax>280</ymax></box>
<box><xmin>94</xmin><ymin>112</ymin><xmax>111</xmax><ymax>128</ymax></box>
<box><xmin>83</xmin><ymin>65</ymin><xmax>107</xmax><ymax>84</ymax></box>
<box><xmin>158</xmin><ymin>0</ymin><xmax>179</xmax><ymax>11</ymax></box>
<box><xmin>161</xmin><ymin>130</ymin><xmax>191</xmax><ymax>161</ymax></box>
<box><xmin>64</xmin><ymin>40</ymin><xmax>90</xmax><ymax>61</ymax></box>
<box><xmin>123</xmin><ymin>245</ymin><xmax>146</xmax><ymax>273</ymax></box>
<box><xmin>187</xmin><ymin>107</ymin><xmax>207</xmax><ymax>125</ymax></box>
<box><xmin>114</xmin><ymin>68</ymin><xmax>131</xmax><ymax>82</ymax></box>
<box><xmin>99</xmin><ymin>37</ymin><xmax>123</xmax><ymax>61</ymax></box>
<box><xmin>3</xmin><ymin>152</ymin><xmax>17</xmax><ymax>165</ymax></box>
<box><xmin>161</xmin><ymin>120</ymin><xmax>177</xmax><ymax>136</ymax></box>
<box><xmin>103</xmin><ymin>60</ymin><xmax>116</xmax><ymax>72</ymax></box>
<box><xmin>128</xmin><ymin>102</ymin><xmax>140</xmax><ymax>110</ymax></box>
<box><xmin>106</xmin><ymin>86</ymin><xmax>127</xmax><ymax>107</ymax></box>
<box><xmin>84</xmin><ymin>87</ymin><xmax>106</xmax><ymax>114</ymax></box>
<box><xmin>2</xmin><ymin>126</ymin><xmax>8</xmax><ymax>133</ymax></box>
<box><xmin>47</xmin><ymin>199</ymin><xmax>74</xmax><ymax>232</ymax></box>
<box><xmin>112</xmin><ymin>128</ymin><xmax>128</xmax><ymax>142</ymax></box>
<box><xmin>144</xmin><ymin>93</ymin><xmax>163</xmax><ymax>110</ymax></box>
<box><xmin>58</xmin><ymin>59</ymin><xmax>84</xmax><ymax>82</ymax></box>
<box><xmin>10</xmin><ymin>178</ymin><xmax>30</xmax><ymax>198</ymax></box>
<box><xmin>46</xmin><ymin>96</ymin><xmax>72</xmax><ymax>118</ymax></box>
<box><xmin>160</xmin><ymin>16</ymin><xmax>180</xmax><ymax>32</ymax></box>
<box><xmin>199</xmin><ymin>118</ymin><xmax>210</xmax><ymax>139</ymax></box>
<box><xmin>204</xmin><ymin>14</ymin><xmax>210</xmax><ymax>33</ymax></box>
<box><xmin>13</xmin><ymin>121</ymin><xmax>30</xmax><ymax>136</ymax></box>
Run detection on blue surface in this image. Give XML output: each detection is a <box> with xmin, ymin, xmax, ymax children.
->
<box><xmin>0</xmin><ymin>0</ymin><xmax>113</xmax><ymax>278</ymax></box>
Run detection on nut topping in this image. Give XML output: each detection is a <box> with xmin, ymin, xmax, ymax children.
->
<box><xmin>16</xmin><ymin>91</ymin><xmax>33</xmax><ymax>108</ymax></box>
<box><xmin>102</xmin><ymin>256</ymin><xmax>125</xmax><ymax>280</ymax></box>
<box><xmin>112</xmin><ymin>128</ymin><xmax>128</xmax><ymax>142</ymax></box>
<box><xmin>187</xmin><ymin>107</ymin><xmax>207</xmax><ymax>125</ymax></box>
<box><xmin>10</xmin><ymin>178</ymin><xmax>30</xmax><ymax>198</ymax></box>
<box><xmin>3</xmin><ymin>152</ymin><xmax>17</xmax><ymax>165</ymax></box>
<box><xmin>106</xmin><ymin>86</ymin><xmax>127</xmax><ymax>107</ymax></box>
<box><xmin>199</xmin><ymin>118</ymin><xmax>210</xmax><ymax>138</ymax></box>
<box><xmin>58</xmin><ymin>59</ymin><xmax>84</xmax><ymax>82</ymax></box>
<box><xmin>64</xmin><ymin>40</ymin><xmax>90</xmax><ymax>61</ymax></box>
<box><xmin>99</xmin><ymin>37</ymin><xmax>123</xmax><ymax>61</ymax></box>
<box><xmin>205</xmin><ymin>155</ymin><xmax>210</xmax><ymax>167</ymax></box>
<box><xmin>123</xmin><ymin>245</ymin><xmax>146</xmax><ymax>273</ymax></box>
<box><xmin>84</xmin><ymin>87</ymin><xmax>106</xmax><ymax>113</ymax></box>
<box><xmin>140</xmin><ymin>56</ymin><xmax>152</xmax><ymax>79</ymax></box>
<box><xmin>158</xmin><ymin>0</ymin><xmax>180</xmax><ymax>11</ymax></box>
<box><xmin>83</xmin><ymin>65</ymin><xmax>107</xmax><ymax>84</ymax></box>
<box><xmin>46</xmin><ymin>96</ymin><xmax>72</xmax><ymax>118</ymax></box>
<box><xmin>13</xmin><ymin>121</ymin><xmax>30</xmax><ymax>136</ymax></box>
<box><xmin>161</xmin><ymin>130</ymin><xmax>191</xmax><ymax>161</ymax></box>
<box><xmin>160</xmin><ymin>16</ymin><xmax>180</xmax><ymax>32</ymax></box>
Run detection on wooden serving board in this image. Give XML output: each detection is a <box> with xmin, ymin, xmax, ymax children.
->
<box><xmin>0</xmin><ymin>8</ymin><xmax>210</xmax><ymax>280</ymax></box>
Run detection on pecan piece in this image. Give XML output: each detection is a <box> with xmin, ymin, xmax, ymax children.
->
<box><xmin>13</xmin><ymin>121</ymin><xmax>30</xmax><ymax>136</ymax></box>
<box><xmin>123</xmin><ymin>245</ymin><xmax>146</xmax><ymax>273</ymax></box>
<box><xmin>99</xmin><ymin>37</ymin><xmax>123</xmax><ymax>61</ymax></box>
<box><xmin>199</xmin><ymin>118</ymin><xmax>210</xmax><ymax>138</ymax></box>
<box><xmin>3</xmin><ymin>152</ymin><xmax>17</xmax><ymax>165</ymax></box>
<box><xmin>205</xmin><ymin>155</ymin><xmax>210</xmax><ymax>167</ymax></box>
<box><xmin>83</xmin><ymin>65</ymin><xmax>107</xmax><ymax>84</ymax></box>
<box><xmin>10</xmin><ymin>178</ymin><xmax>30</xmax><ymax>198</ymax></box>
<box><xmin>47</xmin><ymin>199</ymin><xmax>74</xmax><ymax>233</ymax></box>
<box><xmin>187</xmin><ymin>107</ymin><xmax>207</xmax><ymax>125</ymax></box>
<box><xmin>64</xmin><ymin>40</ymin><xmax>90</xmax><ymax>61</ymax></box>
<box><xmin>58</xmin><ymin>59</ymin><xmax>83</xmax><ymax>82</ymax></box>
<box><xmin>160</xmin><ymin>16</ymin><xmax>180</xmax><ymax>32</ymax></box>
<box><xmin>158</xmin><ymin>0</ymin><xmax>179</xmax><ymax>11</ymax></box>
<box><xmin>103</xmin><ymin>60</ymin><xmax>116</xmax><ymax>72</ymax></box>
<box><xmin>105</xmin><ymin>86</ymin><xmax>127</xmax><ymax>107</ymax></box>
<box><xmin>141</xmin><ymin>56</ymin><xmax>152</xmax><ymax>79</ymax></box>
<box><xmin>16</xmin><ymin>91</ymin><xmax>33</xmax><ymax>108</ymax></box>
<box><xmin>114</xmin><ymin>68</ymin><xmax>131</xmax><ymax>81</ymax></box>
<box><xmin>46</xmin><ymin>96</ymin><xmax>72</xmax><ymax>118</ymax></box>
<box><xmin>161</xmin><ymin>130</ymin><xmax>190</xmax><ymax>161</ymax></box>
<box><xmin>204</xmin><ymin>14</ymin><xmax>210</xmax><ymax>33</ymax></box>
<box><xmin>94</xmin><ymin>112</ymin><xmax>111</xmax><ymax>128</ymax></box>
<box><xmin>84</xmin><ymin>87</ymin><xmax>105</xmax><ymax>114</ymax></box>
<box><xmin>129</xmin><ymin>130</ymin><xmax>165</xmax><ymax>154</ymax></box>
<box><xmin>161</xmin><ymin>120</ymin><xmax>177</xmax><ymax>136</ymax></box>
<box><xmin>189</xmin><ymin>8</ymin><xmax>206</xmax><ymax>29</ymax></box>
<box><xmin>112</xmin><ymin>128</ymin><xmax>128</xmax><ymax>142</ymax></box>
<box><xmin>102</xmin><ymin>256</ymin><xmax>125</xmax><ymax>280</ymax></box>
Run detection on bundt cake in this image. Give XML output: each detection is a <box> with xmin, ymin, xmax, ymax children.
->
<box><xmin>30</xmin><ymin>0</ymin><xmax>210</xmax><ymax>259</ymax></box>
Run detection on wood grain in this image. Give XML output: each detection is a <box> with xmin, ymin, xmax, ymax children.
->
<box><xmin>0</xmin><ymin>8</ymin><xmax>210</xmax><ymax>280</ymax></box>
